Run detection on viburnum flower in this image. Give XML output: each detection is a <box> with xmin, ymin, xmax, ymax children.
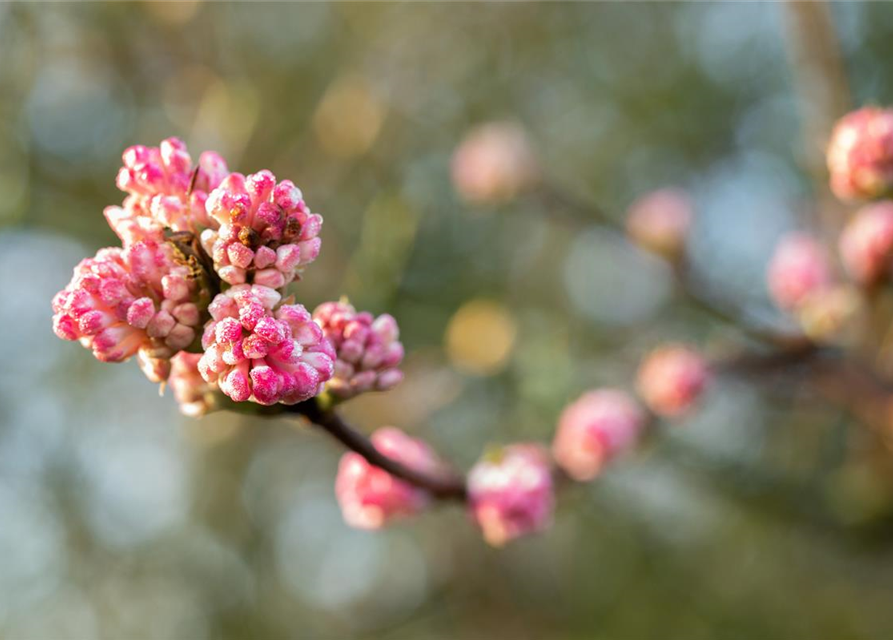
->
<box><xmin>767</xmin><ymin>233</ymin><xmax>834</xmax><ymax>311</ymax></box>
<box><xmin>335</xmin><ymin>427</ymin><xmax>442</xmax><ymax>529</ymax></box>
<box><xmin>52</xmin><ymin>240</ymin><xmax>202</xmax><ymax>365</ymax></box>
<box><xmin>626</xmin><ymin>188</ymin><xmax>693</xmax><ymax>259</ymax></box>
<box><xmin>312</xmin><ymin>300</ymin><xmax>404</xmax><ymax>399</ymax></box>
<box><xmin>636</xmin><ymin>344</ymin><xmax>709</xmax><ymax>417</ymax></box>
<box><xmin>827</xmin><ymin>107</ymin><xmax>893</xmax><ymax>202</ymax></box>
<box><xmin>105</xmin><ymin>137</ymin><xmax>229</xmax><ymax>245</ymax></box>
<box><xmin>467</xmin><ymin>444</ymin><xmax>554</xmax><ymax>547</ymax></box>
<box><xmin>451</xmin><ymin>121</ymin><xmax>539</xmax><ymax>206</ymax></box>
<box><xmin>552</xmin><ymin>389</ymin><xmax>646</xmax><ymax>481</ymax></box>
<box><xmin>201</xmin><ymin>171</ymin><xmax>322</xmax><ymax>288</ymax></box>
<box><xmin>839</xmin><ymin>202</ymin><xmax>893</xmax><ymax>285</ymax></box>
<box><xmin>168</xmin><ymin>352</ymin><xmax>218</xmax><ymax>417</ymax></box>
<box><xmin>198</xmin><ymin>284</ymin><xmax>334</xmax><ymax>405</ymax></box>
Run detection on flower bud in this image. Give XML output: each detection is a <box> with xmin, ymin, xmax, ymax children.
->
<box><xmin>336</xmin><ymin>428</ymin><xmax>442</xmax><ymax>529</ymax></box>
<box><xmin>468</xmin><ymin>444</ymin><xmax>554</xmax><ymax>547</ymax></box>
<box><xmin>636</xmin><ymin>344</ymin><xmax>709</xmax><ymax>417</ymax></box>
<box><xmin>451</xmin><ymin>122</ymin><xmax>538</xmax><ymax>206</ymax></box>
<box><xmin>767</xmin><ymin>233</ymin><xmax>833</xmax><ymax>311</ymax></box>
<box><xmin>828</xmin><ymin>107</ymin><xmax>893</xmax><ymax>202</ymax></box>
<box><xmin>168</xmin><ymin>352</ymin><xmax>218</xmax><ymax>417</ymax></box>
<box><xmin>626</xmin><ymin>188</ymin><xmax>692</xmax><ymax>259</ymax></box>
<box><xmin>839</xmin><ymin>201</ymin><xmax>893</xmax><ymax>285</ymax></box>
<box><xmin>553</xmin><ymin>389</ymin><xmax>645</xmax><ymax>481</ymax></box>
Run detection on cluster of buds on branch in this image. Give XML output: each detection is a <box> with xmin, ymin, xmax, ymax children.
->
<box><xmin>54</xmin><ymin>105</ymin><xmax>893</xmax><ymax>547</ymax></box>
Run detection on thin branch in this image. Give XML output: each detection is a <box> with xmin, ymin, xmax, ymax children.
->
<box><xmin>288</xmin><ymin>400</ymin><xmax>468</xmax><ymax>501</ymax></box>
<box><xmin>536</xmin><ymin>184</ymin><xmax>813</xmax><ymax>351</ymax></box>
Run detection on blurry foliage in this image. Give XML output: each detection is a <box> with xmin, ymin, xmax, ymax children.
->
<box><xmin>4</xmin><ymin>2</ymin><xmax>893</xmax><ymax>639</ymax></box>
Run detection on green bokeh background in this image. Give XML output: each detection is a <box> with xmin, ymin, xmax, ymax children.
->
<box><xmin>3</xmin><ymin>3</ymin><xmax>893</xmax><ymax>639</ymax></box>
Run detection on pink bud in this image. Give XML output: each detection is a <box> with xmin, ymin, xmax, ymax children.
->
<box><xmin>553</xmin><ymin>389</ymin><xmax>645</xmax><ymax>481</ymax></box>
<box><xmin>767</xmin><ymin>233</ymin><xmax>833</xmax><ymax>310</ymax></box>
<box><xmin>626</xmin><ymin>188</ymin><xmax>692</xmax><ymax>259</ymax></box>
<box><xmin>828</xmin><ymin>107</ymin><xmax>893</xmax><ymax>201</ymax></box>
<box><xmin>451</xmin><ymin>122</ymin><xmax>539</xmax><ymax>205</ymax></box>
<box><xmin>168</xmin><ymin>352</ymin><xmax>217</xmax><ymax>417</ymax></box>
<box><xmin>636</xmin><ymin>344</ymin><xmax>709</xmax><ymax>417</ymax></box>
<box><xmin>839</xmin><ymin>201</ymin><xmax>893</xmax><ymax>285</ymax></box>
<box><xmin>468</xmin><ymin>444</ymin><xmax>554</xmax><ymax>546</ymax></box>
<box><xmin>335</xmin><ymin>428</ymin><xmax>441</xmax><ymax>530</ymax></box>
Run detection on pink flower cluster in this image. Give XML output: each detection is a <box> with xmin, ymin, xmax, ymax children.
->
<box><xmin>52</xmin><ymin>240</ymin><xmax>201</xmax><ymax>363</ymax></box>
<box><xmin>198</xmin><ymin>285</ymin><xmax>334</xmax><ymax>405</ymax></box>
<box><xmin>106</xmin><ymin>137</ymin><xmax>228</xmax><ymax>245</ymax></box>
<box><xmin>839</xmin><ymin>202</ymin><xmax>893</xmax><ymax>285</ymax></box>
<box><xmin>636</xmin><ymin>344</ymin><xmax>709</xmax><ymax>417</ymax></box>
<box><xmin>336</xmin><ymin>428</ymin><xmax>442</xmax><ymax>529</ymax></box>
<box><xmin>552</xmin><ymin>389</ymin><xmax>645</xmax><ymax>481</ymax></box>
<box><xmin>767</xmin><ymin>233</ymin><xmax>833</xmax><ymax>311</ymax></box>
<box><xmin>313</xmin><ymin>300</ymin><xmax>404</xmax><ymax>399</ymax></box>
<box><xmin>200</xmin><ymin>171</ymin><xmax>322</xmax><ymax>288</ymax></box>
<box><xmin>827</xmin><ymin>107</ymin><xmax>893</xmax><ymax>202</ymax></box>
<box><xmin>53</xmin><ymin>137</ymin><xmax>356</xmax><ymax>415</ymax></box>
<box><xmin>467</xmin><ymin>444</ymin><xmax>555</xmax><ymax>547</ymax></box>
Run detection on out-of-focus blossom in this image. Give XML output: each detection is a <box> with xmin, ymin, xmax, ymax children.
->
<box><xmin>828</xmin><ymin>107</ymin><xmax>893</xmax><ymax>202</ymax></box>
<box><xmin>168</xmin><ymin>352</ymin><xmax>218</xmax><ymax>417</ymax></box>
<box><xmin>552</xmin><ymin>389</ymin><xmax>645</xmax><ymax>481</ymax></box>
<box><xmin>451</xmin><ymin>122</ymin><xmax>539</xmax><ymax>206</ymax></box>
<box><xmin>839</xmin><ymin>202</ymin><xmax>893</xmax><ymax>285</ymax></box>
<box><xmin>335</xmin><ymin>427</ymin><xmax>441</xmax><ymax>529</ymax></box>
<box><xmin>467</xmin><ymin>444</ymin><xmax>554</xmax><ymax>547</ymax></box>
<box><xmin>636</xmin><ymin>344</ymin><xmax>709</xmax><ymax>418</ymax></box>
<box><xmin>767</xmin><ymin>233</ymin><xmax>834</xmax><ymax>311</ymax></box>
<box><xmin>201</xmin><ymin>171</ymin><xmax>322</xmax><ymax>288</ymax></box>
<box><xmin>313</xmin><ymin>300</ymin><xmax>404</xmax><ymax>399</ymax></box>
<box><xmin>198</xmin><ymin>284</ymin><xmax>334</xmax><ymax>405</ymax></box>
<box><xmin>106</xmin><ymin>137</ymin><xmax>229</xmax><ymax>244</ymax></box>
<box><xmin>52</xmin><ymin>240</ymin><xmax>201</xmax><ymax>363</ymax></box>
<box><xmin>626</xmin><ymin>188</ymin><xmax>693</xmax><ymax>259</ymax></box>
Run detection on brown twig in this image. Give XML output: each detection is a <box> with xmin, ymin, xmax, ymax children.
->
<box><xmin>288</xmin><ymin>400</ymin><xmax>468</xmax><ymax>501</ymax></box>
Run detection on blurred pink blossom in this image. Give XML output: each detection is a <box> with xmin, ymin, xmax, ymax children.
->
<box><xmin>767</xmin><ymin>233</ymin><xmax>834</xmax><ymax>311</ymax></box>
<box><xmin>626</xmin><ymin>188</ymin><xmax>692</xmax><ymax>259</ymax></box>
<box><xmin>828</xmin><ymin>107</ymin><xmax>893</xmax><ymax>202</ymax></box>
<box><xmin>451</xmin><ymin>122</ymin><xmax>538</xmax><ymax>206</ymax></box>
<box><xmin>636</xmin><ymin>344</ymin><xmax>709</xmax><ymax>418</ymax></box>
<box><xmin>468</xmin><ymin>444</ymin><xmax>554</xmax><ymax>546</ymax></box>
<box><xmin>313</xmin><ymin>300</ymin><xmax>404</xmax><ymax>399</ymax></box>
<box><xmin>839</xmin><ymin>202</ymin><xmax>893</xmax><ymax>285</ymax></box>
<box><xmin>553</xmin><ymin>389</ymin><xmax>646</xmax><ymax>481</ymax></box>
<box><xmin>198</xmin><ymin>284</ymin><xmax>334</xmax><ymax>405</ymax></box>
<box><xmin>336</xmin><ymin>427</ymin><xmax>441</xmax><ymax>529</ymax></box>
